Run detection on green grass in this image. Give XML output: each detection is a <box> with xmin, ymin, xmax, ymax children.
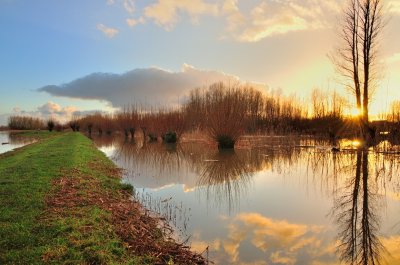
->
<box><xmin>11</xmin><ymin>130</ymin><xmax>58</xmax><ymax>140</ymax></box>
<box><xmin>0</xmin><ymin>132</ymin><xmax>146</xmax><ymax>264</ymax></box>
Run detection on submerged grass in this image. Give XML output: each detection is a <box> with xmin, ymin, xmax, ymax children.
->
<box><xmin>0</xmin><ymin>132</ymin><xmax>203</xmax><ymax>264</ymax></box>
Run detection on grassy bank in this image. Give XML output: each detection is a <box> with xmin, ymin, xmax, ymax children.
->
<box><xmin>0</xmin><ymin>132</ymin><xmax>203</xmax><ymax>264</ymax></box>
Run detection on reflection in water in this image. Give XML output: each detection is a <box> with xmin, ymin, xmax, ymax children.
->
<box><xmin>197</xmin><ymin>149</ymin><xmax>264</xmax><ymax>212</ymax></box>
<box><xmin>97</xmin><ymin>136</ymin><xmax>309</xmax><ymax>212</ymax></box>
<box><xmin>333</xmin><ymin>151</ymin><xmax>385</xmax><ymax>265</ymax></box>
<box><xmin>0</xmin><ymin>132</ymin><xmax>36</xmax><ymax>154</ymax></box>
<box><xmin>92</xmin><ymin>135</ymin><xmax>400</xmax><ymax>264</ymax></box>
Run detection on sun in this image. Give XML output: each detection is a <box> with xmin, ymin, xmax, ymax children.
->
<box><xmin>347</xmin><ymin>107</ymin><xmax>362</xmax><ymax>118</ymax></box>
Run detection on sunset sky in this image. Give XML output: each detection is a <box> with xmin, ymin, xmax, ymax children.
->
<box><xmin>1</xmin><ymin>0</ymin><xmax>400</xmax><ymax>124</ymax></box>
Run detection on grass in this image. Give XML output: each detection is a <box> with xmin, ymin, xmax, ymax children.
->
<box><xmin>0</xmin><ymin>132</ymin><xmax>152</xmax><ymax>264</ymax></box>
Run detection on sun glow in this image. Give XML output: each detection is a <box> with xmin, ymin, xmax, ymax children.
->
<box><xmin>352</xmin><ymin>140</ymin><xmax>361</xmax><ymax>147</ymax></box>
<box><xmin>347</xmin><ymin>107</ymin><xmax>362</xmax><ymax>118</ymax></box>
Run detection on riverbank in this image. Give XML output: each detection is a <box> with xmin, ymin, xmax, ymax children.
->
<box><xmin>0</xmin><ymin>132</ymin><xmax>204</xmax><ymax>264</ymax></box>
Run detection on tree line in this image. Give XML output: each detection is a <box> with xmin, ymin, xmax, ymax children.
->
<box><xmin>8</xmin><ymin>82</ymin><xmax>400</xmax><ymax>148</ymax></box>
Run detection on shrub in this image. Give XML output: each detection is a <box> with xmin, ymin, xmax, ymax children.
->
<box><xmin>47</xmin><ymin>120</ymin><xmax>55</xmax><ymax>132</ymax></box>
<box><xmin>162</xmin><ymin>131</ymin><xmax>177</xmax><ymax>143</ymax></box>
<box><xmin>216</xmin><ymin>135</ymin><xmax>235</xmax><ymax>149</ymax></box>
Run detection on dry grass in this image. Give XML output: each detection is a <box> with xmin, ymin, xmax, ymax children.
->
<box><xmin>45</xmin><ymin>159</ymin><xmax>205</xmax><ymax>264</ymax></box>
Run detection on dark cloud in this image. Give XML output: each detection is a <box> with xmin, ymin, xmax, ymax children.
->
<box><xmin>38</xmin><ymin>64</ymin><xmax>267</xmax><ymax>108</ymax></box>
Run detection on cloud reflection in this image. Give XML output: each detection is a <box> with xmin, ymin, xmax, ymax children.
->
<box><xmin>210</xmin><ymin>212</ymin><xmax>334</xmax><ymax>264</ymax></box>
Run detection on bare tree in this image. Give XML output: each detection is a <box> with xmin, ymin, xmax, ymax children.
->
<box><xmin>333</xmin><ymin>0</ymin><xmax>384</xmax><ymax>142</ymax></box>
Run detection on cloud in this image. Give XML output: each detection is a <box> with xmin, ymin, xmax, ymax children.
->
<box><xmin>388</xmin><ymin>0</ymin><xmax>400</xmax><ymax>15</ymax></box>
<box><xmin>144</xmin><ymin>0</ymin><xmax>219</xmax><ymax>31</ymax></box>
<box><xmin>106</xmin><ymin>0</ymin><xmax>115</xmax><ymax>5</ymax></box>
<box><xmin>232</xmin><ymin>1</ymin><xmax>338</xmax><ymax>42</ymax></box>
<box><xmin>219</xmin><ymin>213</ymin><xmax>330</xmax><ymax>264</ymax></box>
<box><xmin>222</xmin><ymin>0</ymin><xmax>246</xmax><ymax>32</ymax></box>
<box><xmin>97</xmin><ymin>23</ymin><xmax>119</xmax><ymax>38</ymax></box>
<box><xmin>236</xmin><ymin>213</ymin><xmax>310</xmax><ymax>251</ymax></box>
<box><xmin>0</xmin><ymin>101</ymin><xmax>98</xmax><ymax>125</ymax></box>
<box><xmin>37</xmin><ymin>101</ymin><xmax>62</xmax><ymax>114</ymax></box>
<box><xmin>104</xmin><ymin>0</ymin><xmax>339</xmax><ymax>42</ymax></box>
<box><xmin>270</xmin><ymin>251</ymin><xmax>296</xmax><ymax>265</ymax></box>
<box><xmin>123</xmin><ymin>0</ymin><xmax>135</xmax><ymax>13</ymax></box>
<box><xmin>190</xmin><ymin>231</ymin><xmax>221</xmax><ymax>254</ymax></box>
<box><xmin>140</xmin><ymin>0</ymin><xmax>339</xmax><ymax>42</ymax></box>
<box><xmin>37</xmin><ymin>101</ymin><xmax>77</xmax><ymax>116</ymax></box>
<box><xmin>126</xmin><ymin>17</ymin><xmax>145</xmax><ymax>27</ymax></box>
<box><xmin>34</xmin><ymin>101</ymin><xmax>82</xmax><ymax>122</ymax></box>
<box><xmin>38</xmin><ymin>64</ymin><xmax>267</xmax><ymax>108</ymax></box>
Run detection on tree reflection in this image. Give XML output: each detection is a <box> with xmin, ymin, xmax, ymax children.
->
<box><xmin>92</xmin><ymin>136</ymin><xmax>400</xmax><ymax>263</ymax></box>
<box><xmin>95</xmin><ymin>137</ymin><xmax>309</xmax><ymax>211</ymax></box>
<box><xmin>91</xmin><ymin>134</ymin><xmax>117</xmax><ymax>148</ymax></box>
<box><xmin>7</xmin><ymin>132</ymin><xmax>39</xmax><ymax>145</ymax></box>
<box><xmin>196</xmin><ymin>149</ymin><xmax>262</xmax><ymax>212</ymax></box>
<box><xmin>333</xmin><ymin>150</ymin><xmax>385</xmax><ymax>265</ymax></box>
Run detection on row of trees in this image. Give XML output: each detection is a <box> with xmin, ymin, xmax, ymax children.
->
<box><xmin>8</xmin><ymin>116</ymin><xmax>45</xmax><ymax>130</ymax></box>
<box><xmin>9</xmin><ymin>81</ymin><xmax>398</xmax><ymax>149</ymax></box>
<box><xmin>8</xmin><ymin>116</ymin><xmax>63</xmax><ymax>132</ymax></box>
<box><xmin>70</xmin><ymin>83</ymin><xmax>361</xmax><ymax>148</ymax></box>
<box><xmin>7</xmin><ymin>82</ymin><xmax>380</xmax><ymax>148</ymax></box>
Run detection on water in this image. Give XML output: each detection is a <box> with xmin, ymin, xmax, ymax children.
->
<box><xmin>0</xmin><ymin>132</ymin><xmax>36</xmax><ymax>154</ymax></box>
<box><xmin>93</xmin><ymin>135</ymin><xmax>400</xmax><ymax>265</ymax></box>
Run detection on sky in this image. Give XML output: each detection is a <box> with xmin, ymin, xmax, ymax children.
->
<box><xmin>0</xmin><ymin>0</ymin><xmax>400</xmax><ymax>125</ymax></box>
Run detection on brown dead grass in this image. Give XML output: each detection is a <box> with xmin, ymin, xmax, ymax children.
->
<box><xmin>45</xmin><ymin>164</ymin><xmax>205</xmax><ymax>264</ymax></box>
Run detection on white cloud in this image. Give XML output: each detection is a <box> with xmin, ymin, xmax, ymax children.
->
<box><xmin>232</xmin><ymin>1</ymin><xmax>338</xmax><ymax>42</ymax></box>
<box><xmin>144</xmin><ymin>0</ymin><xmax>219</xmax><ymax>31</ymax></box>
<box><xmin>239</xmin><ymin>2</ymin><xmax>309</xmax><ymax>42</ymax></box>
<box><xmin>104</xmin><ymin>0</ymin><xmax>340</xmax><ymax>42</ymax></box>
<box><xmin>126</xmin><ymin>17</ymin><xmax>145</xmax><ymax>27</ymax></box>
<box><xmin>97</xmin><ymin>23</ymin><xmax>119</xmax><ymax>38</ymax></box>
<box><xmin>38</xmin><ymin>64</ymin><xmax>268</xmax><ymax>108</ymax></box>
<box><xmin>222</xmin><ymin>0</ymin><xmax>246</xmax><ymax>32</ymax></box>
<box><xmin>106</xmin><ymin>0</ymin><xmax>115</xmax><ymax>5</ymax></box>
<box><xmin>123</xmin><ymin>0</ymin><xmax>135</xmax><ymax>14</ymax></box>
<box><xmin>138</xmin><ymin>0</ymin><xmax>339</xmax><ymax>41</ymax></box>
<box><xmin>0</xmin><ymin>102</ymin><xmax>94</xmax><ymax>125</ymax></box>
<box><xmin>37</xmin><ymin>101</ymin><xmax>78</xmax><ymax>116</ymax></box>
<box><xmin>126</xmin><ymin>18</ymin><xmax>138</xmax><ymax>27</ymax></box>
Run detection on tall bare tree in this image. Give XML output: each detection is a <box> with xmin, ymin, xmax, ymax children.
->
<box><xmin>333</xmin><ymin>0</ymin><xmax>384</xmax><ymax>141</ymax></box>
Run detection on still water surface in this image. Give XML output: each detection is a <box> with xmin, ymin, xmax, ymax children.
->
<box><xmin>0</xmin><ymin>132</ymin><xmax>36</xmax><ymax>154</ymax></box>
<box><xmin>93</xmin><ymin>135</ymin><xmax>400</xmax><ymax>265</ymax></box>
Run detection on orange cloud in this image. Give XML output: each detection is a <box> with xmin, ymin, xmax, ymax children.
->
<box><xmin>144</xmin><ymin>0</ymin><xmax>218</xmax><ymax>31</ymax></box>
<box><xmin>270</xmin><ymin>251</ymin><xmax>296</xmax><ymax>265</ymax></box>
<box><xmin>97</xmin><ymin>23</ymin><xmax>119</xmax><ymax>38</ymax></box>
<box><xmin>381</xmin><ymin>236</ymin><xmax>400</xmax><ymax>263</ymax></box>
<box><xmin>219</xmin><ymin>212</ymin><xmax>331</xmax><ymax>263</ymax></box>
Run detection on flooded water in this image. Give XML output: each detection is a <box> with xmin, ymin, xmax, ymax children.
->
<box><xmin>0</xmin><ymin>132</ymin><xmax>36</xmax><ymax>154</ymax></box>
<box><xmin>93</xmin><ymin>135</ymin><xmax>400</xmax><ymax>265</ymax></box>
